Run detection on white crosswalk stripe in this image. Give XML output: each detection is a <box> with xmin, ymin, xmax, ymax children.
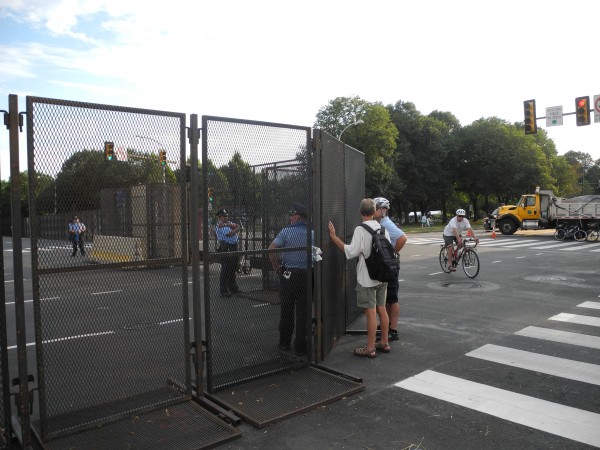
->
<box><xmin>396</xmin><ymin>371</ymin><xmax>600</xmax><ymax>448</ymax></box>
<box><xmin>407</xmin><ymin>235</ymin><xmax>600</xmax><ymax>253</ymax></box>
<box><xmin>396</xmin><ymin>299</ymin><xmax>600</xmax><ymax>446</ymax></box>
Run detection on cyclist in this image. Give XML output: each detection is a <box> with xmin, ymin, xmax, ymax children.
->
<box><xmin>443</xmin><ymin>209</ymin><xmax>479</xmax><ymax>271</ymax></box>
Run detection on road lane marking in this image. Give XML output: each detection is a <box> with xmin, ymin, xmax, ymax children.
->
<box><xmin>491</xmin><ymin>260</ymin><xmax>502</xmax><ymax>264</ymax></box>
<box><xmin>550</xmin><ymin>313</ymin><xmax>600</xmax><ymax>327</ymax></box>
<box><xmin>530</xmin><ymin>242</ymin><xmax>581</xmax><ymax>250</ymax></box>
<box><xmin>578</xmin><ymin>301</ymin><xmax>600</xmax><ymax>310</ymax></box>
<box><xmin>466</xmin><ymin>344</ymin><xmax>600</xmax><ymax>386</ymax></box>
<box><xmin>395</xmin><ymin>370</ymin><xmax>600</xmax><ymax>448</ymax></box>
<box><xmin>91</xmin><ymin>290</ymin><xmax>123</xmax><ymax>295</ymax></box>
<box><xmin>515</xmin><ymin>326</ymin><xmax>600</xmax><ymax>350</ymax></box>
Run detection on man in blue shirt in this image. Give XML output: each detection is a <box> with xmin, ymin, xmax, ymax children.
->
<box><xmin>68</xmin><ymin>215</ymin><xmax>87</xmax><ymax>257</ymax></box>
<box><xmin>269</xmin><ymin>202</ymin><xmax>310</xmax><ymax>356</ymax></box>
<box><xmin>215</xmin><ymin>209</ymin><xmax>240</xmax><ymax>297</ymax></box>
<box><xmin>374</xmin><ymin>197</ymin><xmax>407</xmax><ymax>341</ymax></box>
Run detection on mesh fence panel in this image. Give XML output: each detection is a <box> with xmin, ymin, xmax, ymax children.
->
<box><xmin>343</xmin><ymin>145</ymin><xmax>365</xmax><ymax>325</ymax></box>
<box><xmin>202</xmin><ymin>117</ymin><xmax>312</xmax><ymax>392</ymax></box>
<box><xmin>318</xmin><ymin>131</ymin><xmax>347</xmax><ymax>355</ymax></box>
<box><xmin>26</xmin><ymin>97</ymin><xmax>190</xmax><ymax>440</ymax></box>
<box><xmin>0</xmin><ymin>235</ymin><xmax>10</xmax><ymax>448</ymax></box>
<box><xmin>317</xmin><ymin>131</ymin><xmax>365</xmax><ymax>356</ymax></box>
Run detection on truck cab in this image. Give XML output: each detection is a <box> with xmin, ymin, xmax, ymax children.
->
<box><xmin>495</xmin><ymin>189</ymin><xmax>553</xmax><ymax>235</ymax></box>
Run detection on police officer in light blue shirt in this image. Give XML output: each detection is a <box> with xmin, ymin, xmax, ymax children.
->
<box><xmin>269</xmin><ymin>202</ymin><xmax>310</xmax><ymax>356</ymax></box>
<box><xmin>215</xmin><ymin>209</ymin><xmax>240</xmax><ymax>296</ymax></box>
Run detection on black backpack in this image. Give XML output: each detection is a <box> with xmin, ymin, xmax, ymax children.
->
<box><xmin>360</xmin><ymin>224</ymin><xmax>399</xmax><ymax>282</ymax></box>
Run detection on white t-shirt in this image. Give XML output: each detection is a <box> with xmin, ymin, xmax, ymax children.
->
<box><xmin>344</xmin><ymin>219</ymin><xmax>391</xmax><ymax>287</ymax></box>
<box><xmin>443</xmin><ymin>216</ymin><xmax>472</xmax><ymax>237</ymax></box>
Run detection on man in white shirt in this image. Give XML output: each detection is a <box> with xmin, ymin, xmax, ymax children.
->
<box><xmin>328</xmin><ymin>198</ymin><xmax>392</xmax><ymax>358</ymax></box>
<box><xmin>443</xmin><ymin>208</ymin><xmax>478</xmax><ymax>271</ymax></box>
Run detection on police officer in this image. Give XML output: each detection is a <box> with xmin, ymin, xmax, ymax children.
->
<box><xmin>215</xmin><ymin>209</ymin><xmax>240</xmax><ymax>296</ymax></box>
<box><xmin>269</xmin><ymin>202</ymin><xmax>309</xmax><ymax>356</ymax></box>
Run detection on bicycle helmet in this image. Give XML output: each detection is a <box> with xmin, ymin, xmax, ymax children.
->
<box><xmin>456</xmin><ymin>208</ymin><xmax>466</xmax><ymax>216</ymax></box>
<box><xmin>374</xmin><ymin>197</ymin><xmax>390</xmax><ymax>209</ymax></box>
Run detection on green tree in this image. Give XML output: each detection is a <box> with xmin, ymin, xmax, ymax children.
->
<box><xmin>387</xmin><ymin>101</ymin><xmax>457</xmax><ymax>222</ymax></box>
<box><xmin>315</xmin><ymin>96</ymin><xmax>398</xmax><ymax>197</ymax></box>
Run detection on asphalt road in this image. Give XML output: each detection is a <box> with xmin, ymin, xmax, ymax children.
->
<box><xmin>3</xmin><ymin>231</ymin><xmax>600</xmax><ymax>449</ymax></box>
<box><xmin>223</xmin><ymin>230</ymin><xmax>600</xmax><ymax>449</ymax></box>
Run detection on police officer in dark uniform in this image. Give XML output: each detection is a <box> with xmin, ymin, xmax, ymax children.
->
<box><xmin>269</xmin><ymin>202</ymin><xmax>309</xmax><ymax>356</ymax></box>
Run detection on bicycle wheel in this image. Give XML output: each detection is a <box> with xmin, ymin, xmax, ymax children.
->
<box><xmin>439</xmin><ymin>246</ymin><xmax>451</xmax><ymax>273</ymax></box>
<box><xmin>554</xmin><ymin>228</ymin><xmax>566</xmax><ymax>240</ymax></box>
<box><xmin>462</xmin><ymin>249</ymin><xmax>480</xmax><ymax>278</ymax></box>
<box><xmin>587</xmin><ymin>229</ymin><xmax>600</xmax><ymax>242</ymax></box>
<box><xmin>574</xmin><ymin>229</ymin><xmax>587</xmax><ymax>242</ymax></box>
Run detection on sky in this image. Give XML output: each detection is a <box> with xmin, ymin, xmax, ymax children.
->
<box><xmin>1</xmin><ymin>0</ymin><xmax>599</xmax><ymax>181</ymax></box>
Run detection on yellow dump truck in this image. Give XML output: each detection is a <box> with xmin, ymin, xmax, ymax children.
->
<box><xmin>494</xmin><ymin>187</ymin><xmax>600</xmax><ymax>235</ymax></box>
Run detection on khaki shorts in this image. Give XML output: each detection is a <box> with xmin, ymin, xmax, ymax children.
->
<box><xmin>356</xmin><ymin>282</ymin><xmax>387</xmax><ymax>309</ymax></box>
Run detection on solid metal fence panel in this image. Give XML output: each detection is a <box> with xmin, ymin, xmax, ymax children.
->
<box><xmin>202</xmin><ymin>116</ymin><xmax>312</xmax><ymax>393</ymax></box>
<box><xmin>26</xmin><ymin>97</ymin><xmax>190</xmax><ymax>440</ymax></box>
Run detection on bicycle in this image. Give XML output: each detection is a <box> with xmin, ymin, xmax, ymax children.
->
<box><xmin>554</xmin><ymin>224</ymin><xmax>587</xmax><ymax>242</ymax></box>
<box><xmin>439</xmin><ymin>238</ymin><xmax>480</xmax><ymax>278</ymax></box>
<box><xmin>587</xmin><ymin>224</ymin><xmax>599</xmax><ymax>242</ymax></box>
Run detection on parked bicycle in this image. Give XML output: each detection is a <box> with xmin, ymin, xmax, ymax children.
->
<box><xmin>587</xmin><ymin>223</ymin><xmax>599</xmax><ymax>242</ymax></box>
<box><xmin>554</xmin><ymin>224</ymin><xmax>587</xmax><ymax>242</ymax></box>
<box><xmin>439</xmin><ymin>238</ymin><xmax>480</xmax><ymax>278</ymax></box>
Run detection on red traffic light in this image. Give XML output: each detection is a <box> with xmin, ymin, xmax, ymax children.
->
<box><xmin>575</xmin><ymin>96</ymin><xmax>590</xmax><ymax>126</ymax></box>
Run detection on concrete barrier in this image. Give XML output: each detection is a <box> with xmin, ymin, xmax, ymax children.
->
<box><xmin>89</xmin><ymin>235</ymin><xmax>146</xmax><ymax>263</ymax></box>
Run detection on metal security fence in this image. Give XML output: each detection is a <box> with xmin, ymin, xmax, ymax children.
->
<box><xmin>202</xmin><ymin>116</ymin><xmax>312</xmax><ymax>393</ymax></box>
<box><xmin>315</xmin><ymin>130</ymin><xmax>365</xmax><ymax>358</ymax></box>
<box><xmin>0</xmin><ymin>230</ymin><xmax>11</xmax><ymax>449</ymax></box>
<box><xmin>26</xmin><ymin>97</ymin><xmax>190</xmax><ymax>440</ymax></box>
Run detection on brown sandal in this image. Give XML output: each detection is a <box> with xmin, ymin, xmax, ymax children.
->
<box><xmin>354</xmin><ymin>346</ymin><xmax>377</xmax><ymax>358</ymax></box>
<box><xmin>375</xmin><ymin>342</ymin><xmax>391</xmax><ymax>353</ymax></box>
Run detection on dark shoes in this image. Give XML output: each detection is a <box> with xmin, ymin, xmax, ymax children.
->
<box><xmin>220</xmin><ymin>291</ymin><xmax>232</xmax><ymax>297</ymax></box>
<box><xmin>376</xmin><ymin>325</ymin><xmax>399</xmax><ymax>342</ymax></box>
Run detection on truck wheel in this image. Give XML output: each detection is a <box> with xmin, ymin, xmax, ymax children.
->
<box><xmin>498</xmin><ymin>220</ymin><xmax>517</xmax><ymax>235</ymax></box>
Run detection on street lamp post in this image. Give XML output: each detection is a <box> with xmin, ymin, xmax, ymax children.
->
<box><xmin>135</xmin><ymin>135</ymin><xmax>166</xmax><ymax>183</ymax></box>
<box><xmin>338</xmin><ymin>119</ymin><xmax>364</xmax><ymax>141</ymax></box>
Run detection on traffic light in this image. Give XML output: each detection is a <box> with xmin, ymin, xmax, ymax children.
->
<box><xmin>575</xmin><ymin>96</ymin><xmax>590</xmax><ymax>126</ymax></box>
<box><xmin>104</xmin><ymin>141</ymin><xmax>115</xmax><ymax>160</ymax></box>
<box><xmin>207</xmin><ymin>187</ymin><xmax>214</xmax><ymax>204</ymax></box>
<box><xmin>523</xmin><ymin>100</ymin><xmax>537</xmax><ymax>135</ymax></box>
<box><xmin>159</xmin><ymin>150</ymin><xmax>167</xmax><ymax>166</ymax></box>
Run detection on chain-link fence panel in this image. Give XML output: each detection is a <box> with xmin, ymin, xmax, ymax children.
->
<box><xmin>26</xmin><ymin>97</ymin><xmax>190</xmax><ymax>440</ymax></box>
<box><xmin>202</xmin><ymin>116</ymin><xmax>312</xmax><ymax>393</ymax></box>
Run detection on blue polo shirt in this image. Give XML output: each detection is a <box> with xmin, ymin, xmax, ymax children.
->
<box><xmin>216</xmin><ymin>223</ymin><xmax>239</xmax><ymax>244</ymax></box>
<box><xmin>272</xmin><ymin>221</ymin><xmax>308</xmax><ymax>269</ymax></box>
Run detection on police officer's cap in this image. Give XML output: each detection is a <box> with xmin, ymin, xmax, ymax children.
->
<box><xmin>289</xmin><ymin>202</ymin><xmax>307</xmax><ymax>217</ymax></box>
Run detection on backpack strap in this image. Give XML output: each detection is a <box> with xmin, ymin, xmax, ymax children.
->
<box><xmin>360</xmin><ymin>223</ymin><xmax>383</xmax><ymax>235</ymax></box>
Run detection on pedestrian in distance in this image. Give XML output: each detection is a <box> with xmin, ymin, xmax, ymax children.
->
<box><xmin>328</xmin><ymin>198</ymin><xmax>391</xmax><ymax>358</ymax></box>
<box><xmin>443</xmin><ymin>208</ymin><xmax>479</xmax><ymax>271</ymax></box>
<box><xmin>68</xmin><ymin>215</ymin><xmax>86</xmax><ymax>256</ymax></box>
<box><xmin>269</xmin><ymin>202</ymin><xmax>310</xmax><ymax>356</ymax></box>
<box><xmin>215</xmin><ymin>209</ymin><xmax>240</xmax><ymax>297</ymax></box>
<box><xmin>374</xmin><ymin>197</ymin><xmax>407</xmax><ymax>342</ymax></box>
